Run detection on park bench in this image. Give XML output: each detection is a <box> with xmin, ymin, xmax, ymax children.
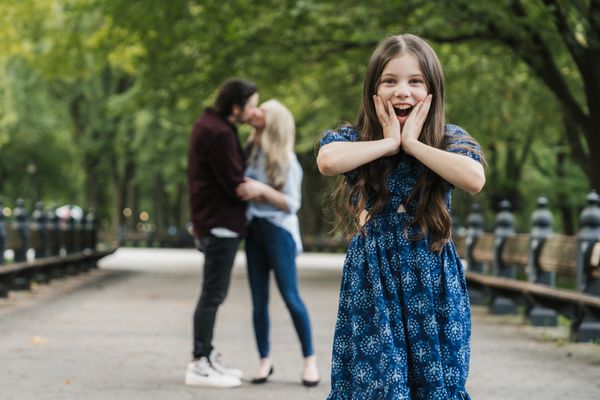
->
<box><xmin>460</xmin><ymin>193</ymin><xmax>600</xmax><ymax>342</ymax></box>
<box><xmin>0</xmin><ymin>200</ymin><xmax>116</xmax><ymax>298</ymax></box>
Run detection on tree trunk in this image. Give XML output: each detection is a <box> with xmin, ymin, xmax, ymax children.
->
<box><xmin>153</xmin><ymin>172</ymin><xmax>164</xmax><ymax>233</ymax></box>
<box><xmin>556</xmin><ymin>145</ymin><xmax>575</xmax><ymax>235</ymax></box>
<box><xmin>116</xmin><ymin>157</ymin><xmax>136</xmax><ymax>229</ymax></box>
<box><xmin>586</xmin><ymin>103</ymin><xmax>600</xmax><ymax>192</ymax></box>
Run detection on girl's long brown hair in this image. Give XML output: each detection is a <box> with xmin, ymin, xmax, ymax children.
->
<box><xmin>329</xmin><ymin>34</ymin><xmax>483</xmax><ymax>252</ymax></box>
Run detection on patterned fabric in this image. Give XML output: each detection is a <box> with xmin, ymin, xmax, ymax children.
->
<box><xmin>320</xmin><ymin>125</ymin><xmax>480</xmax><ymax>400</ymax></box>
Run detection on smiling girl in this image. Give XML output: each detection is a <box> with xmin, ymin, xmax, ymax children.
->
<box><xmin>317</xmin><ymin>34</ymin><xmax>485</xmax><ymax>399</ymax></box>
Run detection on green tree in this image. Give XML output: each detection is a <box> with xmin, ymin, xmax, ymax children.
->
<box><xmin>0</xmin><ymin>0</ymin><xmax>593</xmax><ymax>237</ymax></box>
<box><xmin>419</xmin><ymin>0</ymin><xmax>600</xmax><ymax>191</ymax></box>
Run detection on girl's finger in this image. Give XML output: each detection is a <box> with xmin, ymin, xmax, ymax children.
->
<box><xmin>406</xmin><ymin>100</ymin><xmax>423</xmax><ymax>122</ymax></box>
<box><xmin>374</xmin><ymin>95</ymin><xmax>385</xmax><ymax>117</ymax></box>
<box><xmin>373</xmin><ymin>95</ymin><xmax>389</xmax><ymax>125</ymax></box>
<box><xmin>386</xmin><ymin>101</ymin><xmax>396</xmax><ymax>120</ymax></box>
<box><xmin>418</xmin><ymin>95</ymin><xmax>433</xmax><ymax>121</ymax></box>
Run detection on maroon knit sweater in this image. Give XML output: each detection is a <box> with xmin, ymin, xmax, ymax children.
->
<box><xmin>187</xmin><ymin>108</ymin><xmax>246</xmax><ymax>238</ymax></box>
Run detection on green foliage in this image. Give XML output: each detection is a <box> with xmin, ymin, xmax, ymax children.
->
<box><xmin>0</xmin><ymin>58</ymin><xmax>83</xmax><ymax>205</ymax></box>
<box><xmin>0</xmin><ymin>0</ymin><xmax>595</xmax><ymax>236</ymax></box>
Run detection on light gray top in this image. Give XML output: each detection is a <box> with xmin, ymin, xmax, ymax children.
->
<box><xmin>245</xmin><ymin>149</ymin><xmax>303</xmax><ymax>254</ymax></box>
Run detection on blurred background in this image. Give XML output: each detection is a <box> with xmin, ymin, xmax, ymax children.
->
<box><xmin>1</xmin><ymin>0</ymin><xmax>597</xmax><ymax>241</ymax></box>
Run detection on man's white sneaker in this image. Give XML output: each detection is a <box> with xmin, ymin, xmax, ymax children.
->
<box><xmin>209</xmin><ymin>350</ymin><xmax>244</xmax><ymax>379</ymax></box>
<box><xmin>184</xmin><ymin>357</ymin><xmax>242</xmax><ymax>388</ymax></box>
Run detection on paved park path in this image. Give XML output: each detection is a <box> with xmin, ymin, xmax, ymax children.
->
<box><xmin>0</xmin><ymin>248</ymin><xmax>599</xmax><ymax>399</ymax></box>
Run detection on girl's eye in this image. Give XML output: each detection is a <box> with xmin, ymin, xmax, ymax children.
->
<box><xmin>410</xmin><ymin>79</ymin><xmax>424</xmax><ymax>85</ymax></box>
<box><xmin>382</xmin><ymin>79</ymin><xmax>396</xmax><ymax>85</ymax></box>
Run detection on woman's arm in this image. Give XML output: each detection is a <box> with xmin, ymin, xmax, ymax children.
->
<box><xmin>236</xmin><ymin>177</ymin><xmax>289</xmax><ymax>211</ymax></box>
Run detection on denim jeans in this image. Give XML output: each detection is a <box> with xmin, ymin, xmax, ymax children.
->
<box><xmin>193</xmin><ymin>234</ymin><xmax>241</xmax><ymax>359</ymax></box>
<box><xmin>245</xmin><ymin>218</ymin><xmax>314</xmax><ymax>358</ymax></box>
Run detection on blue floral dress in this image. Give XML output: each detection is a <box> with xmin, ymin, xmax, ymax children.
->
<box><xmin>321</xmin><ymin>125</ymin><xmax>482</xmax><ymax>400</ymax></box>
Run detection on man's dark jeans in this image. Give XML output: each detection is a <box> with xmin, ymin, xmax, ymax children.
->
<box><xmin>193</xmin><ymin>234</ymin><xmax>241</xmax><ymax>359</ymax></box>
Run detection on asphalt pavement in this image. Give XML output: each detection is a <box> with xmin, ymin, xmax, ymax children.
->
<box><xmin>0</xmin><ymin>248</ymin><xmax>598</xmax><ymax>399</ymax></box>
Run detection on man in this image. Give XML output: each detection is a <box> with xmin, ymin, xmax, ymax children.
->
<box><xmin>185</xmin><ymin>79</ymin><xmax>259</xmax><ymax>388</ymax></box>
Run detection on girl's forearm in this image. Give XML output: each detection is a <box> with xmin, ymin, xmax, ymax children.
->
<box><xmin>317</xmin><ymin>138</ymin><xmax>400</xmax><ymax>176</ymax></box>
<box><xmin>403</xmin><ymin>140</ymin><xmax>485</xmax><ymax>194</ymax></box>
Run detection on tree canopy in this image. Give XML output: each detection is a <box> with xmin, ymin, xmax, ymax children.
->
<box><xmin>0</xmin><ymin>0</ymin><xmax>596</xmax><ymax>235</ymax></box>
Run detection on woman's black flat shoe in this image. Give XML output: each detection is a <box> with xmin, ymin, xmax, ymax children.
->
<box><xmin>302</xmin><ymin>377</ymin><xmax>320</xmax><ymax>387</ymax></box>
<box><xmin>251</xmin><ymin>366</ymin><xmax>274</xmax><ymax>384</ymax></box>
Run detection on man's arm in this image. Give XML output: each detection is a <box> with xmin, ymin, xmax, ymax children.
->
<box><xmin>208</xmin><ymin>130</ymin><xmax>245</xmax><ymax>201</ymax></box>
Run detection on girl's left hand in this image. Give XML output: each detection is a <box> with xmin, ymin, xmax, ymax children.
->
<box><xmin>401</xmin><ymin>94</ymin><xmax>432</xmax><ymax>154</ymax></box>
<box><xmin>236</xmin><ymin>177</ymin><xmax>266</xmax><ymax>201</ymax></box>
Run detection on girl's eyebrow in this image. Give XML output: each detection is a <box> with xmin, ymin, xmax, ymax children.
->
<box><xmin>380</xmin><ymin>72</ymin><xmax>424</xmax><ymax>78</ymax></box>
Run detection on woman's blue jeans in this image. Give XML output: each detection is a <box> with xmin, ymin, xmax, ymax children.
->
<box><xmin>245</xmin><ymin>218</ymin><xmax>314</xmax><ymax>358</ymax></box>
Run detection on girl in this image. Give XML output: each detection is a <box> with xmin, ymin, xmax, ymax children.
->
<box><xmin>236</xmin><ymin>99</ymin><xmax>320</xmax><ymax>387</ymax></box>
<box><xmin>317</xmin><ymin>34</ymin><xmax>485</xmax><ymax>399</ymax></box>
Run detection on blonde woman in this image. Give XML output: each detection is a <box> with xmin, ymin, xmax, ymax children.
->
<box><xmin>235</xmin><ymin>100</ymin><xmax>320</xmax><ymax>386</ymax></box>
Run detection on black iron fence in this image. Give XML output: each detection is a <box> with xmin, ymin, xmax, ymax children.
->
<box><xmin>0</xmin><ymin>198</ymin><xmax>115</xmax><ymax>298</ymax></box>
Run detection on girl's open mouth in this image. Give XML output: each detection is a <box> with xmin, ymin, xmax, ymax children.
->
<box><xmin>394</xmin><ymin>106</ymin><xmax>413</xmax><ymax>117</ymax></box>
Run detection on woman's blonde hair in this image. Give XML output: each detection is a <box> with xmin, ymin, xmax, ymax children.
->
<box><xmin>249</xmin><ymin>99</ymin><xmax>295</xmax><ymax>190</ymax></box>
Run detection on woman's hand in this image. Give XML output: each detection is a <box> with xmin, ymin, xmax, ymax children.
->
<box><xmin>236</xmin><ymin>177</ymin><xmax>291</xmax><ymax>211</ymax></box>
<box><xmin>236</xmin><ymin>177</ymin><xmax>267</xmax><ymax>201</ymax></box>
<box><xmin>373</xmin><ymin>95</ymin><xmax>401</xmax><ymax>155</ymax></box>
<box><xmin>401</xmin><ymin>94</ymin><xmax>432</xmax><ymax>155</ymax></box>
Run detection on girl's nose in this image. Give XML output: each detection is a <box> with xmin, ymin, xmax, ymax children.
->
<box><xmin>394</xmin><ymin>85</ymin><xmax>410</xmax><ymax>98</ymax></box>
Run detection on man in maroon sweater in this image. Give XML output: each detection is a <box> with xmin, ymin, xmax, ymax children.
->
<box><xmin>185</xmin><ymin>79</ymin><xmax>259</xmax><ymax>388</ymax></box>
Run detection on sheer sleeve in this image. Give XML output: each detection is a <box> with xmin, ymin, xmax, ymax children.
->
<box><xmin>444</xmin><ymin>124</ymin><xmax>482</xmax><ymax>163</ymax></box>
<box><xmin>442</xmin><ymin>124</ymin><xmax>483</xmax><ymax>191</ymax></box>
<box><xmin>320</xmin><ymin>126</ymin><xmax>360</xmax><ymax>147</ymax></box>
<box><xmin>319</xmin><ymin>126</ymin><xmax>360</xmax><ymax>184</ymax></box>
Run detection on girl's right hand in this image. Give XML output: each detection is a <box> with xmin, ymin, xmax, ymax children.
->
<box><xmin>373</xmin><ymin>95</ymin><xmax>401</xmax><ymax>155</ymax></box>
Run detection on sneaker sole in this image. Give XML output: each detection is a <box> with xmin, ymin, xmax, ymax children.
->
<box><xmin>184</xmin><ymin>375</ymin><xmax>242</xmax><ymax>388</ymax></box>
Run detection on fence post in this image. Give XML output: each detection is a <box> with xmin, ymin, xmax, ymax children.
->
<box><xmin>527</xmin><ymin>196</ymin><xmax>557</xmax><ymax>326</ymax></box>
<box><xmin>465</xmin><ymin>202</ymin><xmax>487</xmax><ymax>304</ymax></box>
<box><xmin>70</xmin><ymin>209</ymin><xmax>81</xmax><ymax>253</ymax></box>
<box><xmin>11</xmin><ymin>199</ymin><xmax>31</xmax><ymax>290</ymax></box>
<box><xmin>63</xmin><ymin>211</ymin><xmax>78</xmax><ymax>275</ymax></box>
<box><xmin>32</xmin><ymin>201</ymin><xmax>49</xmax><ymax>258</ymax></box>
<box><xmin>12</xmin><ymin>199</ymin><xmax>30</xmax><ymax>263</ymax></box>
<box><xmin>490</xmin><ymin>200</ymin><xmax>518</xmax><ymax>315</ymax></box>
<box><xmin>0</xmin><ymin>199</ymin><xmax>6</xmax><ymax>297</ymax></box>
<box><xmin>46</xmin><ymin>206</ymin><xmax>60</xmax><ymax>257</ymax></box>
<box><xmin>574</xmin><ymin>191</ymin><xmax>600</xmax><ymax>341</ymax></box>
<box><xmin>0</xmin><ymin>197</ymin><xmax>5</xmax><ymax>265</ymax></box>
<box><xmin>30</xmin><ymin>202</ymin><xmax>50</xmax><ymax>284</ymax></box>
<box><xmin>84</xmin><ymin>208</ymin><xmax>96</xmax><ymax>251</ymax></box>
<box><xmin>46</xmin><ymin>206</ymin><xmax>65</xmax><ymax>279</ymax></box>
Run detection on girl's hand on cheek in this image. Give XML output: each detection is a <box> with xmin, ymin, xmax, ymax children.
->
<box><xmin>373</xmin><ymin>95</ymin><xmax>401</xmax><ymax>154</ymax></box>
<box><xmin>401</xmin><ymin>94</ymin><xmax>432</xmax><ymax>155</ymax></box>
